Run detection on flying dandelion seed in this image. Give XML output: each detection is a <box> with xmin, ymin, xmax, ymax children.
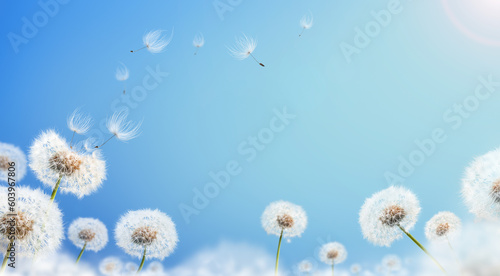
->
<box><xmin>319</xmin><ymin>242</ymin><xmax>347</xmax><ymax>276</ymax></box>
<box><xmin>261</xmin><ymin>200</ymin><xmax>307</xmax><ymax>276</ymax></box>
<box><xmin>67</xmin><ymin>108</ymin><xmax>93</xmax><ymax>149</ymax></box>
<box><xmin>115</xmin><ymin>63</ymin><xmax>130</xmax><ymax>94</ymax></box>
<box><xmin>68</xmin><ymin>217</ymin><xmax>108</xmax><ymax>264</ymax></box>
<box><xmin>193</xmin><ymin>33</ymin><xmax>205</xmax><ymax>55</ymax></box>
<box><xmin>382</xmin><ymin>254</ymin><xmax>402</xmax><ymax>272</ymax></box>
<box><xmin>131</xmin><ymin>29</ymin><xmax>174</xmax><ymax>53</ymax></box>
<box><xmin>462</xmin><ymin>148</ymin><xmax>500</xmax><ymax>220</ymax></box>
<box><xmin>350</xmin><ymin>264</ymin><xmax>362</xmax><ymax>275</ymax></box>
<box><xmin>29</xmin><ymin>130</ymin><xmax>107</xmax><ymax>202</ymax></box>
<box><xmin>0</xmin><ymin>186</ymin><xmax>63</xmax><ymax>273</ymax></box>
<box><xmin>228</xmin><ymin>34</ymin><xmax>265</xmax><ymax>67</ymax></box>
<box><xmin>95</xmin><ymin>110</ymin><xmax>142</xmax><ymax>149</ymax></box>
<box><xmin>359</xmin><ymin>186</ymin><xmax>446</xmax><ymax>274</ymax></box>
<box><xmin>99</xmin><ymin>257</ymin><xmax>123</xmax><ymax>276</ymax></box>
<box><xmin>298</xmin><ymin>260</ymin><xmax>312</xmax><ymax>274</ymax></box>
<box><xmin>115</xmin><ymin>209</ymin><xmax>178</xmax><ymax>273</ymax></box>
<box><xmin>299</xmin><ymin>12</ymin><xmax>313</xmax><ymax>37</ymax></box>
<box><xmin>0</xmin><ymin>142</ymin><xmax>27</xmax><ymax>183</ymax></box>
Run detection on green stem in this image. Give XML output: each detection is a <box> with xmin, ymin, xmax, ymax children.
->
<box><xmin>331</xmin><ymin>262</ymin><xmax>335</xmax><ymax>276</ymax></box>
<box><xmin>275</xmin><ymin>229</ymin><xmax>283</xmax><ymax>276</ymax></box>
<box><xmin>75</xmin><ymin>242</ymin><xmax>87</xmax><ymax>264</ymax></box>
<box><xmin>398</xmin><ymin>225</ymin><xmax>447</xmax><ymax>274</ymax></box>
<box><xmin>50</xmin><ymin>175</ymin><xmax>63</xmax><ymax>203</ymax></box>
<box><xmin>137</xmin><ymin>246</ymin><xmax>147</xmax><ymax>274</ymax></box>
<box><xmin>0</xmin><ymin>241</ymin><xmax>13</xmax><ymax>275</ymax></box>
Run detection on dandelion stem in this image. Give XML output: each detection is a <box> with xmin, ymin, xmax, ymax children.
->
<box><xmin>137</xmin><ymin>246</ymin><xmax>147</xmax><ymax>274</ymax></box>
<box><xmin>50</xmin><ymin>175</ymin><xmax>63</xmax><ymax>204</ymax></box>
<box><xmin>70</xmin><ymin>131</ymin><xmax>76</xmax><ymax>149</ymax></box>
<box><xmin>131</xmin><ymin>46</ymin><xmax>147</xmax><ymax>53</ymax></box>
<box><xmin>249</xmin><ymin>53</ymin><xmax>265</xmax><ymax>67</ymax></box>
<box><xmin>0</xmin><ymin>240</ymin><xmax>13</xmax><ymax>275</ymax></box>
<box><xmin>275</xmin><ymin>229</ymin><xmax>283</xmax><ymax>276</ymax></box>
<box><xmin>299</xmin><ymin>28</ymin><xmax>305</xmax><ymax>37</ymax></box>
<box><xmin>75</xmin><ymin>242</ymin><xmax>87</xmax><ymax>264</ymax></box>
<box><xmin>331</xmin><ymin>262</ymin><xmax>335</xmax><ymax>276</ymax></box>
<box><xmin>398</xmin><ymin>225</ymin><xmax>447</xmax><ymax>274</ymax></box>
<box><xmin>95</xmin><ymin>134</ymin><xmax>116</xmax><ymax>149</ymax></box>
<box><xmin>194</xmin><ymin>47</ymin><xmax>199</xmax><ymax>55</ymax></box>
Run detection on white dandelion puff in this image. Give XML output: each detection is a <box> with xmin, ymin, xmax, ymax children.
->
<box><xmin>115</xmin><ymin>63</ymin><xmax>130</xmax><ymax>94</ymax></box>
<box><xmin>193</xmin><ymin>33</ymin><xmax>205</xmax><ymax>55</ymax></box>
<box><xmin>131</xmin><ymin>29</ymin><xmax>174</xmax><ymax>53</ymax></box>
<box><xmin>319</xmin><ymin>242</ymin><xmax>347</xmax><ymax>275</ymax></box>
<box><xmin>299</xmin><ymin>12</ymin><xmax>313</xmax><ymax>37</ymax></box>
<box><xmin>67</xmin><ymin>108</ymin><xmax>93</xmax><ymax>149</ymax></box>
<box><xmin>99</xmin><ymin>256</ymin><xmax>123</xmax><ymax>276</ymax></box>
<box><xmin>350</xmin><ymin>263</ymin><xmax>362</xmax><ymax>275</ymax></box>
<box><xmin>462</xmin><ymin>148</ymin><xmax>500</xmax><ymax>220</ymax></box>
<box><xmin>227</xmin><ymin>34</ymin><xmax>264</xmax><ymax>67</ymax></box>
<box><xmin>298</xmin><ymin>260</ymin><xmax>312</xmax><ymax>273</ymax></box>
<box><xmin>0</xmin><ymin>187</ymin><xmax>63</xmax><ymax>263</ymax></box>
<box><xmin>382</xmin><ymin>254</ymin><xmax>402</xmax><ymax>272</ymax></box>
<box><xmin>0</xmin><ymin>142</ymin><xmax>27</xmax><ymax>183</ymax></box>
<box><xmin>115</xmin><ymin>209</ymin><xmax>178</xmax><ymax>273</ymax></box>
<box><xmin>68</xmin><ymin>217</ymin><xmax>108</xmax><ymax>263</ymax></box>
<box><xmin>425</xmin><ymin>211</ymin><xmax>461</xmax><ymax>243</ymax></box>
<box><xmin>359</xmin><ymin>186</ymin><xmax>446</xmax><ymax>273</ymax></box>
<box><xmin>96</xmin><ymin>110</ymin><xmax>142</xmax><ymax>148</ymax></box>
<box><xmin>29</xmin><ymin>130</ymin><xmax>107</xmax><ymax>200</ymax></box>
<box><xmin>261</xmin><ymin>200</ymin><xmax>307</xmax><ymax>275</ymax></box>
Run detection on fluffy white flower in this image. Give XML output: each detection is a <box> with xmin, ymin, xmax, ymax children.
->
<box><xmin>29</xmin><ymin>130</ymin><xmax>107</xmax><ymax>198</ymax></box>
<box><xmin>106</xmin><ymin>111</ymin><xmax>142</xmax><ymax>142</ymax></box>
<box><xmin>115</xmin><ymin>209</ymin><xmax>178</xmax><ymax>260</ymax></box>
<box><xmin>99</xmin><ymin>256</ymin><xmax>122</xmax><ymax>276</ymax></box>
<box><xmin>382</xmin><ymin>254</ymin><xmax>402</xmax><ymax>271</ymax></box>
<box><xmin>359</xmin><ymin>186</ymin><xmax>421</xmax><ymax>247</ymax></box>
<box><xmin>300</xmin><ymin>12</ymin><xmax>314</xmax><ymax>29</ymax></box>
<box><xmin>228</xmin><ymin>34</ymin><xmax>257</xmax><ymax>60</ymax></box>
<box><xmin>261</xmin><ymin>200</ymin><xmax>307</xmax><ymax>238</ymax></box>
<box><xmin>351</xmin><ymin>263</ymin><xmax>362</xmax><ymax>274</ymax></box>
<box><xmin>462</xmin><ymin>148</ymin><xmax>500</xmax><ymax>220</ymax></box>
<box><xmin>142</xmin><ymin>29</ymin><xmax>174</xmax><ymax>53</ymax></box>
<box><xmin>424</xmin><ymin>211</ymin><xmax>461</xmax><ymax>242</ymax></box>
<box><xmin>319</xmin><ymin>242</ymin><xmax>347</xmax><ymax>265</ymax></box>
<box><xmin>68</xmin><ymin>217</ymin><xmax>108</xmax><ymax>252</ymax></box>
<box><xmin>115</xmin><ymin>63</ymin><xmax>129</xmax><ymax>81</ymax></box>
<box><xmin>67</xmin><ymin>108</ymin><xmax>93</xmax><ymax>135</ymax></box>
<box><xmin>297</xmin><ymin>260</ymin><xmax>312</xmax><ymax>273</ymax></box>
<box><xmin>0</xmin><ymin>142</ymin><xmax>27</xmax><ymax>183</ymax></box>
<box><xmin>0</xmin><ymin>186</ymin><xmax>63</xmax><ymax>258</ymax></box>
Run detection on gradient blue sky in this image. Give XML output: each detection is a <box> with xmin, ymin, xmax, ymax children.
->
<box><xmin>2</xmin><ymin>0</ymin><xmax>500</xmax><ymax>273</ymax></box>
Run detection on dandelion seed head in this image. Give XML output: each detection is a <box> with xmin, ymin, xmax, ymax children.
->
<box><xmin>29</xmin><ymin>130</ymin><xmax>107</xmax><ymax>198</ymax></box>
<box><xmin>0</xmin><ymin>142</ymin><xmax>27</xmax><ymax>182</ymax></box>
<box><xmin>261</xmin><ymin>200</ymin><xmax>307</xmax><ymax>238</ymax></box>
<box><xmin>359</xmin><ymin>186</ymin><xmax>420</xmax><ymax>247</ymax></box>
<box><xmin>298</xmin><ymin>260</ymin><xmax>312</xmax><ymax>272</ymax></box>
<box><xmin>462</xmin><ymin>148</ymin><xmax>500</xmax><ymax>220</ymax></box>
<box><xmin>351</xmin><ymin>264</ymin><xmax>362</xmax><ymax>273</ymax></box>
<box><xmin>382</xmin><ymin>255</ymin><xmax>402</xmax><ymax>271</ymax></box>
<box><xmin>319</xmin><ymin>242</ymin><xmax>347</xmax><ymax>265</ymax></box>
<box><xmin>193</xmin><ymin>33</ymin><xmax>205</xmax><ymax>48</ymax></box>
<box><xmin>115</xmin><ymin>209</ymin><xmax>178</xmax><ymax>260</ymax></box>
<box><xmin>143</xmin><ymin>29</ymin><xmax>174</xmax><ymax>53</ymax></box>
<box><xmin>69</xmin><ymin>217</ymin><xmax>108</xmax><ymax>252</ymax></box>
<box><xmin>67</xmin><ymin>108</ymin><xmax>93</xmax><ymax>134</ymax></box>
<box><xmin>106</xmin><ymin>110</ymin><xmax>142</xmax><ymax>142</ymax></box>
<box><xmin>147</xmin><ymin>261</ymin><xmax>164</xmax><ymax>272</ymax></box>
<box><xmin>300</xmin><ymin>12</ymin><xmax>314</xmax><ymax>29</ymax></box>
<box><xmin>125</xmin><ymin>262</ymin><xmax>138</xmax><ymax>272</ymax></box>
<box><xmin>0</xmin><ymin>186</ymin><xmax>63</xmax><ymax>258</ymax></box>
<box><xmin>115</xmin><ymin>63</ymin><xmax>129</xmax><ymax>81</ymax></box>
<box><xmin>227</xmin><ymin>34</ymin><xmax>257</xmax><ymax>60</ymax></box>
<box><xmin>99</xmin><ymin>257</ymin><xmax>122</xmax><ymax>276</ymax></box>
<box><xmin>425</xmin><ymin>211</ymin><xmax>461</xmax><ymax>242</ymax></box>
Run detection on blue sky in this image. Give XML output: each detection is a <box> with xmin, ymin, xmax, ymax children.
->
<box><xmin>2</xmin><ymin>0</ymin><xmax>500</xmax><ymax>273</ymax></box>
